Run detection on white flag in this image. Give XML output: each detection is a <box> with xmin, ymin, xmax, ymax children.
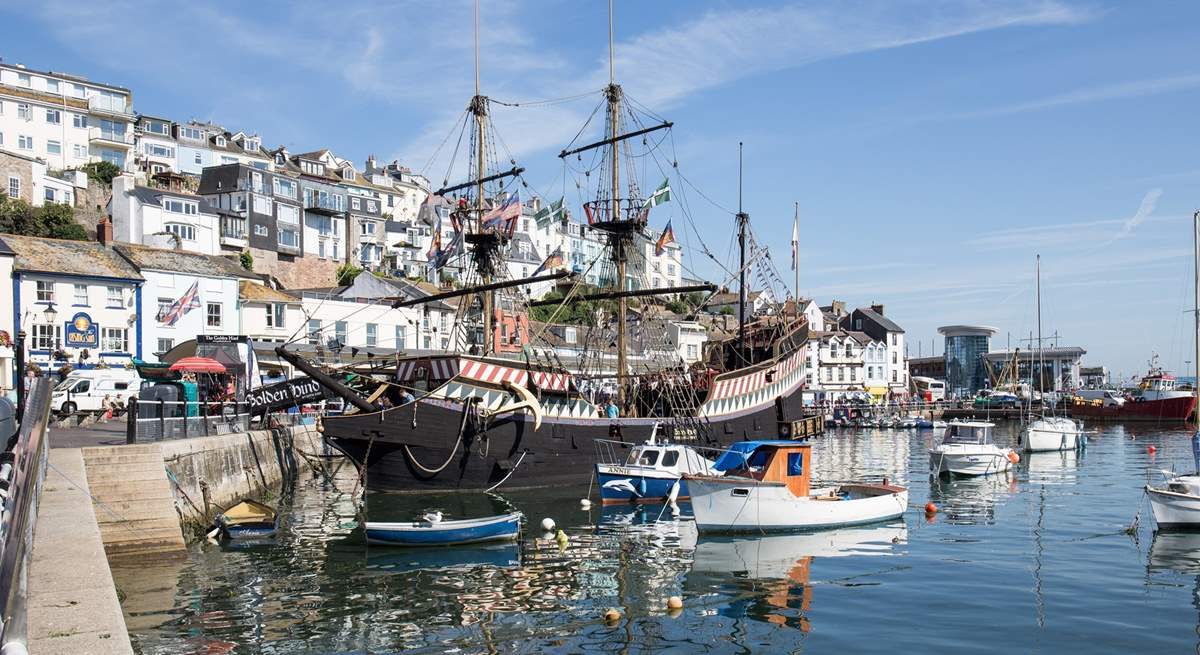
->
<box><xmin>790</xmin><ymin>208</ymin><xmax>799</xmax><ymax>271</ymax></box>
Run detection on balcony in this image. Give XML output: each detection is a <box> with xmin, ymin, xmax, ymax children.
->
<box><xmin>220</xmin><ymin>216</ymin><xmax>247</xmax><ymax>247</ymax></box>
<box><xmin>87</xmin><ymin>95</ymin><xmax>133</xmax><ymax>118</ymax></box>
<box><xmin>306</xmin><ymin>195</ymin><xmax>344</xmax><ymax>216</ymax></box>
<box><xmin>88</xmin><ymin>127</ymin><xmax>134</xmax><ymax>148</ymax></box>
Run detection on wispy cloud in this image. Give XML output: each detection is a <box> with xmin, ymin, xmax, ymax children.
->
<box><xmin>946</xmin><ymin>74</ymin><xmax>1200</xmax><ymax>119</ymax></box>
<box><xmin>1100</xmin><ymin>188</ymin><xmax>1162</xmax><ymax>246</ymax></box>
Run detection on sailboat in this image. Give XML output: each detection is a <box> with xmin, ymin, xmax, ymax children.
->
<box><xmin>1146</xmin><ymin>211</ymin><xmax>1200</xmax><ymax>529</ymax></box>
<box><xmin>277</xmin><ymin>1</ymin><xmax>816</xmax><ymax>492</ymax></box>
<box><xmin>1021</xmin><ymin>255</ymin><xmax>1083</xmax><ymax>452</ymax></box>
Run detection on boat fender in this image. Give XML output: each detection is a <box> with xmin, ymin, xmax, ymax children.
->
<box><xmin>1007</xmin><ymin>451</ymin><xmax>1020</xmax><ymax>464</ymax></box>
<box><xmin>541</xmin><ymin>517</ymin><xmax>556</xmax><ymax>531</ymax></box>
<box><xmin>667</xmin><ymin>596</ymin><xmax>683</xmax><ymax>610</ymax></box>
<box><xmin>1148</xmin><ymin>445</ymin><xmax>1157</xmax><ymax>454</ymax></box>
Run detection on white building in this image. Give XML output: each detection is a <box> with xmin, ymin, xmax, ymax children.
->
<box><xmin>134</xmin><ymin>114</ymin><xmax>177</xmax><ymax>174</ymax></box>
<box><xmin>0</xmin><ymin>61</ymin><xmax>135</xmax><ymax>172</ymax></box>
<box><xmin>110</xmin><ymin>176</ymin><xmax>223</xmax><ymax>255</ymax></box>
<box><xmin>844</xmin><ymin>304</ymin><xmax>909</xmax><ymax>398</ymax></box>
<box><xmin>238</xmin><ymin>281</ymin><xmax>304</xmax><ymax>345</ymax></box>
<box><xmin>2</xmin><ymin>234</ymin><xmax>144</xmax><ymax>372</ymax></box>
<box><xmin>0</xmin><ymin>148</ymin><xmax>87</xmax><ymax>207</ymax></box>
<box><xmin>666</xmin><ymin>319</ymin><xmax>707</xmax><ymax>364</ymax></box>
<box><xmin>296</xmin><ymin>273</ymin><xmax>461</xmax><ymax>353</ymax></box>
<box><xmin>808</xmin><ymin>330</ymin><xmax>872</xmax><ymax>402</ymax></box>
<box><xmin>114</xmin><ymin>244</ymin><xmax>254</xmax><ymax>362</ymax></box>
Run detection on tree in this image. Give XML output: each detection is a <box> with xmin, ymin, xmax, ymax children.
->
<box><xmin>0</xmin><ymin>196</ymin><xmax>87</xmax><ymax>240</ymax></box>
<box><xmin>80</xmin><ymin>161</ymin><xmax>121</xmax><ymax>186</ymax></box>
<box><xmin>719</xmin><ymin>306</ymin><xmax>735</xmax><ymax>316</ymax></box>
<box><xmin>239</xmin><ymin>250</ymin><xmax>254</xmax><ymax>271</ymax></box>
<box><xmin>336</xmin><ymin>262</ymin><xmax>363</xmax><ymax>286</ymax></box>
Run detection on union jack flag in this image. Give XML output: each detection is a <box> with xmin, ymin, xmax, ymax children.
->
<box><xmin>481</xmin><ymin>190</ymin><xmax>521</xmax><ymax>236</ymax></box>
<box><xmin>159</xmin><ymin>280</ymin><xmax>200</xmax><ymax>326</ymax></box>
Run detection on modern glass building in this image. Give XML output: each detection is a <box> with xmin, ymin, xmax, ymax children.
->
<box><xmin>938</xmin><ymin>325</ymin><xmax>998</xmax><ymax>397</ymax></box>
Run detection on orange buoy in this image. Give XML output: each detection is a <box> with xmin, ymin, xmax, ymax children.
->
<box><xmin>1148</xmin><ymin>445</ymin><xmax>1157</xmax><ymax>454</ymax></box>
<box><xmin>924</xmin><ymin>502</ymin><xmax>938</xmax><ymax>514</ymax></box>
<box><xmin>1007</xmin><ymin>451</ymin><xmax>1020</xmax><ymax>464</ymax></box>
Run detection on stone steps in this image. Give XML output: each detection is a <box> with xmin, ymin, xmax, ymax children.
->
<box><xmin>81</xmin><ymin>444</ymin><xmax>186</xmax><ymax>560</ymax></box>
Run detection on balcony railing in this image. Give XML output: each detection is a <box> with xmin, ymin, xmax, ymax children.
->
<box><xmin>87</xmin><ymin>95</ymin><xmax>132</xmax><ymax>116</ymax></box>
<box><xmin>305</xmin><ymin>195</ymin><xmax>344</xmax><ymax>215</ymax></box>
<box><xmin>220</xmin><ymin>216</ymin><xmax>247</xmax><ymax>240</ymax></box>
<box><xmin>87</xmin><ymin>127</ymin><xmax>134</xmax><ymax>146</ymax></box>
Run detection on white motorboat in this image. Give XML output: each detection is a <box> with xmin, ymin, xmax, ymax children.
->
<box><xmin>685</xmin><ymin>440</ymin><xmax>908</xmax><ymax>533</ymax></box>
<box><xmin>929</xmin><ymin>421</ymin><xmax>1018</xmax><ymax>477</ymax></box>
<box><xmin>1023</xmin><ymin>416</ymin><xmax>1084</xmax><ymax>452</ymax></box>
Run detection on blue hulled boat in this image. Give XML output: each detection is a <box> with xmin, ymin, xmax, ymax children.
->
<box><xmin>596</xmin><ymin>440</ymin><xmax>718</xmax><ymax>504</ymax></box>
<box><xmin>215</xmin><ymin>499</ymin><xmax>278</xmax><ymax>540</ymax></box>
<box><xmin>365</xmin><ymin>512</ymin><xmax>523</xmax><ymax>546</ymax></box>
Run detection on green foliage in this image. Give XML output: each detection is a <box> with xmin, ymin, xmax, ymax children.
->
<box><xmin>719</xmin><ymin>305</ymin><xmax>735</xmax><ymax>316</ymax></box>
<box><xmin>239</xmin><ymin>250</ymin><xmax>254</xmax><ymax>271</ymax></box>
<box><xmin>0</xmin><ymin>196</ymin><xmax>88</xmax><ymax>240</ymax></box>
<box><xmin>80</xmin><ymin>161</ymin><xmax>121</xmax><ymax>185</ymax></box>
<box><xmin>336</xmin><ymin>262</ymin><xmax>363</xmax><ymax>286</ymax></box>
<box><xmin>530</xmin><ymin>285</ymin><xmax>620</xmax><ymax>325</ymax></box>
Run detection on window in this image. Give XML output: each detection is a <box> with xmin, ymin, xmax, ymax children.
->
<box><xmin>273</xmin><ymin>177</ymin><xmax>296</xmax><ymax>199</ymax></box>
<box><xmin>156</xmin><ymin>338</ymin><xmax>174</xmax><ymax>355</ymax></box>
<box><xmin>307</xmin><ymin>319</ymin><xmax>322</xmax><ymax>345</ymax></box>
<box><xmin>17</xmin><ymin>135</ymin><xmax>32</xmax><ymax>150</ymax></box>
<box><xmin>146</xmin><ymin>144</ymin><xmax>174</xmax><ymax>158</ymax></box>
<box><xmin>662</xmin><ymin>450</ymin><xmax>679</xmax><ymax>467</ymax></box>
<box><xmin>892</xmin><ymin>352</ymin><xmax>897</xmax><ymax>364</ymax></box>
<box><xmin>851</xmin><ymin>368</ymin><xmax>857</xmax><ymax>382</ymax></box>
<box><xmin>72</xmin><ymin>113</ymin><xmax>87</xmax><ymax>129</ymax></box>
<box><xmin>207</xmin><ymin>302</ymin><xmax>222</xmax><ymax>327</ymax></box>
<box><xmin>73</xmin><ymin>144</ymin><xmax>87</xmax><ymax>159</ymax></box>
<box><xmin>253</xmin><ymin>224</ymin><xmax>268</xmax><ymax>237</ymax></box>
<box><xmin>106</xmin><ymin>286</ymin><xmax>122</xmax><ymax>307</ymax></box>
<box><xmin>7</xmin><ymin>177</ymin><xmax>18</xmax><ymax>199</ymax></box>
<box><xmin>156</xmin><ymin>297</ymin><xmax>173</xmax><ymax>321</ymax></box>
<box><xmin>278</xmin><ymin>226</ymin><xmax>299</xmax><ymax>249</ymax></box>
<box><xmin>277</xmin><ymin>203</ymin><xmax>299</xmax><ymax>224</ymax></box>
<box><xmin>36</xmin><ymin>280</ymin><xmax>53</xmax><ymax>302</ymax></box>
<box><xmin>334</xmin><ymin>321</ymin><xmax>347</xmax><ymax>346</ymax></box>
<box><xmin>71</xmin><ymin>83</ymin><xmax>85</xmax><ymax>98</ymax></box>
<box><xmin>266</xmin><ymin>303</ymin><xmax>285</xmax><ymax>328</ymax></box>
<box><xmin>366</xmin><ymin>323</ymin><xmax>377</xmax><ymax>346</ymax></box>
<box><xmin>351</xmin><ymin>197</ymin><xmax>361</xmax><ymax>210</ymax></box>
<box><xmin>194</xmin><ymin>152</ymin><xmax>202</xmax><ymax>165</ymax></box>
<box><xmin>687</xmin><ymin>344</ymin><xmax>698</xmax><ymax>359</ymax></box>
<box><xmin>253</xmin><ymin>195</ymin><xmax>272</xmax><ymax>215</ymax></box>
<box><xmin>163</xmin><ymin>201</ymin><xmax>197</xmax><ymax>217</ymax></box>
<box><xmin>891</xmin><ymin>333</ymin><xmax>897</xmax><ymax>346</ymax></box>
<box><xmin>892</xmin><ymin>370</ymin><xmax>898</xmax><ymax>383</ymax></box>
<box><xmin>32</xmin><ymin>324</ymin><xmax>59</xmax><ymax>350</ymax></box>
<box><xmin>165</xmin><ymin>223</ymin><xmax>195</xmax><ymax>241</ymax></box>
<box><xmin>17</xmin><ymin>104</ymin><xmax>30</xmax><ymax>120</ymax></box>
<box><xmin>73</xmin><ymin>284</ymin><xmax>87</xmax><ymax>305</ymax></box>
<box><xmin>317</xmin><ymin>240</ymin><xmax>325</xmax><ymax>258</ymax></box>
<box><xmin>46</xmin><ymin>79</ymin><xmax>59</xmax><ymax>94</ymax></box>
<box><xmin>360</xmin><ymin>221</ymin><xmax>375</xmax><ymax>235</ymax></box>
<box><xmin>179</xmin><ymin>127</ymin><xmax>203</xmax><ymax>140</ymax></box>
<box><xmin>46</xmin><ymin>140</ymin><xmax>61</xmax><ymax>155</ymax></box>
<box><xmin>45</xmin><ymin>109</ymin><xmax>61</xmax><ymax>125</ymax></box>
<box><xmin>221</xmin><ymin>156</ymin><xmax>237</xmax><ymax>164</ymax></box>
<box><xmin>395</xmin><ymin>325</ymin><xmax>407</xmax><ymax>348</ymax></box>
<box><xmin>102</xmin><ymin>327</ymin><xmax>129</xmax><ymax>352</ymax></box>
<box><xmin>16</xmin><ymin>73</ymin><xmax>30</xmax><ymax>87</ymax></box>
<box><xmin>215</xmin><ymin>136</ymin><xmax>226</xmax><ymax>147</ymax></box>
<box><xmin>367</xmin><ymin>200</ymin><xmax>377</xmax><ymax>212</ymax></box>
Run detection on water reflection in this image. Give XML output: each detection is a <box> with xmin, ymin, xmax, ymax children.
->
<box><xmin>1026</xmin><ymin>448</ymin><xmax>1081</xmax><ymax>485</ymax></box>
<box><xmin>928</xmin><ymin>474</ymin><xmax>1016</xmax><ymax>526</ymax></box>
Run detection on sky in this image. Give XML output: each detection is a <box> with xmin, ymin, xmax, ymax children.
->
<box><xmin>2</xmin><ymin>0</ymin><xmax>1198</xmax><ymax>379</ymax></box>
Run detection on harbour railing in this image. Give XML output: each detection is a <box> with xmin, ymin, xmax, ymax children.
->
<box><xmin>0</xmin><ymin>378</ymin><xmax>52</xmax><ymax>651</ymax></box>
<box><xmin>125</xmin><ymin>399</ymin><xmax>319</xmax><ymax>443</ymax></box>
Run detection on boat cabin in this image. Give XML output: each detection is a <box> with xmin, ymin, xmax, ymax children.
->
<box><xmin>939</xmin><ymin>421</ymin><xmax>996</xmax><ymax>445</ymax></box>
<box><xmin>712</xmin><ymin>440</ymin><xmax>812</xmax><ymax>497</ymax></box>
<box><xmin>625</xmin><ymin>444</ymin><xmax>711</xmax><ymax>475</ymax></box>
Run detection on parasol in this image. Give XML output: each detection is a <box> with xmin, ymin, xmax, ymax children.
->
<box><xmin>169</xmin><ymin>356</ymin><xmax>227</xmax><ymax>374</ymax></box>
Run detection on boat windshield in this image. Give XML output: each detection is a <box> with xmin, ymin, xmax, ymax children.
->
<box><xmin>628</xmin><ymin>448</ymin><xmax>659</xmax><ymax>467</ymax></box>
<box><xmin>943</xmin><ymin>425</ymin><xmax>989</xmax><ymax>445</ymax></box>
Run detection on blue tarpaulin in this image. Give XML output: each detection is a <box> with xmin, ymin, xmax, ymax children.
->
<box><xmin>712</xmin><ymin>440</ymin><xmax>804</xmax><ymax>472</ymax></box>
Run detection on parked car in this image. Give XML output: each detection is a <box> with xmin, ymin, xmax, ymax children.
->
<box><xmin>51</xmin><ymin>369</ymin><xmax>140</xmax><ymax>415</ymax></box>
<box><xmin>973</xmin><ymin>392</ymin><xmax>1019</xmax><ymax>409</ymax></box>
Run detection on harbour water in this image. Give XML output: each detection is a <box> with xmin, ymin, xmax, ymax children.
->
<box><xmin>115</xmin><ymin>423</ymin><xmax>1200</xmax><ymax>653</ymax></box>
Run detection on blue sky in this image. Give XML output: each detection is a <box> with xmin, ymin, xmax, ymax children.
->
<box><xmin>2</xmin><ymin>0</ymin><xmax>1199</xmax><ymax>378</ymax></box>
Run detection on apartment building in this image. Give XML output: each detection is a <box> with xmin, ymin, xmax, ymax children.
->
<box><xmin>0</xmin><ymin>61</ymin><xmax>135</xmax><ymax>171</ymax></box>
<box><xmin>109</xmin><ymin>176</ymin><xmax>223</xmax><ymax>254</ymax></box>
<box><xmin>134</xmin><ymin>114</ymin><xmax>178</xmax><ymax>174</ymax></box>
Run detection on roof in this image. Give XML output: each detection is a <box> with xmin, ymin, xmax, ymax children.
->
<box><xmin>0</xmin><ymin>148</ymin><xmax>44</xmax><ymax>165</ymax></box>
<box><xmin>127</xmin><ymin>186</ymin><xmax>219</xmax><ymax>214</ymax></box>
<box><xmin>238</xmin><ymin>280</ymin><xmax>299</xmax><ymax>303</ymax></box>
<box><xmin>114</xmin><ymin>244</ymin><xmax>257</xmax><ymax>279</ymax></box>
<box><xmin>0</xmin><ymin>237</ymin><xmax>15</xmax><ymax>256</ymax></box>
<box><xmin>3</xmin><ymin>235</ymin><xmax>142</xmax><ymax>280</ymax></box>
<box><xmin>854</xmin><ymin>307</ymin><xmax>904</xmax><ymax>333</ymax></box>
<box><xmin>712</xmin><ymin>440</ymin><xmax>808</xmax><ymax>472</ymax></box>
<box><xmin>0</xmin><ymin>62</ymin><xmax>131</xmax><ymax>93</ymax></box>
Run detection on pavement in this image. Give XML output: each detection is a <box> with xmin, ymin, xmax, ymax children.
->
<box><xmin>28</xmin><ymin>448</ymin><xmax>134</xmax><ymax>654</ymax></box>
<box><xmin>47</xmin><ymin>421</ymin><xmax>126</xmax><ymax>449</ymax></box>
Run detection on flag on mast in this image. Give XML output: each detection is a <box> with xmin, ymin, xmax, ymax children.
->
<box><xmin>790</xmin><ymin>206</ymin><xmax>799</xmax><ymax>271</ymax></box>
<box><xmin>534</xmin><ymin>247</ymin><xmax>564</xmax><ymax>275</ymax></box>
<box><xmin>481</xmin><ymin>189</ymin><xmax>521</xmax><ymax>233</ymax></box>
<box><xmin>533</xmin><ymin>197</ymin><xmax>565</xmax><ymax>228</ymax></box>
<box><xmin>642</xmin><ymin>178</ymin><xmax>671</xmax><ymax>210</ymax></box>
<box><xmin>655</xmin><ymin>220</ymin><xmax>676</xmax><ymax>256</ymax></box>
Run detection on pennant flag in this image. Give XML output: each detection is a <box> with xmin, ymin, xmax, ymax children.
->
<box><xmin>481</xmin><ymin>190</ymin><xmax>521</xmax><ymax>233</ymax></box>
<box><xmin>791</xmin><ymin>208</ymin><xmax>799</xmax><ymax>271</ymax></box>
<box><xmin>655</xmin><ymin>220</ymin><xmax>676</xmax><ymax>256</ymax></box>
<box><xmin>426</xmin><ymin>214</ymin><xmax>443</xmax><ymax>262</ymax></box>
<box><xmin>534</xmin><ymin>247</ymin><xmax>564</xmax><ymax>275</ymax></box>
<box><xmin>642</xmin><ymin>178</ymin><xmax>671</xmax><ymax>210</ymax></box>
<box><xmin>159</xmin><ymin>280</ymin><xmax>200</xmax><ymax>326</ymax></box>
<box><xmin>533</xmin><ymin>197</ymin><xmax>565</xmax><ymax>228</ymax></box>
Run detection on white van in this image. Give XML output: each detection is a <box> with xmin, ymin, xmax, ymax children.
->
<box><xmin>51</xmin><ymin>370</ymin><xmax>141</xmax><ymax>414</ymax></box>
<box><xmin>1075</xmin><ymin>388</ymin><xmax>1125</xmax><ymax>407</ymax></box>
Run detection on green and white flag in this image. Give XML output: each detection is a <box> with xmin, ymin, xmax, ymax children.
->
<box><xmin>534</xmin><ymin>196</ymin><xmax>565</xmax><ymax>228</ymax></box>
<box><xmin>642</xmin><ymin>178</ymin><xmax>671</xmax><ymax>209</ymax></box>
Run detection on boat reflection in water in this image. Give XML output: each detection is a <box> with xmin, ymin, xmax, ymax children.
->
<box><xmin>1025</xmin><ymin>448</ymin><xmax>1081</xmax><ymax>486</ymax></box>
<box><xmin>928</xmin><ymin>474</ymin><xmax>1016</xmax><ymax>526</ymax></box>
<box><xmin>687</xmin><ymin>524</ymin><xmax>906</xmax><ymax>633</ymax></box>
<box><xmin>363</xmin><ymin>542</ymin><xmax>522</xmax><ymax>575</ymax></box>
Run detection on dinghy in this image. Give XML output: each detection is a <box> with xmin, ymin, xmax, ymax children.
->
<box><xmin>684</xmin><ymin>440</ymin><xmax>907</xmax><ymax>533</ymax></box>
<box><xmin>365</xmin><ymin>512</ymin><xmax>522</xmax><ymax>546</ymax></box>
<box><xmin>215</xmin><ymin>499</ymin><xmax>277</xmax><ymax>540</ymax></box>
<box><xmin>929</xmin><ymin>421</ymin><xmax>1018</xmax><ymax>477</ymax></box>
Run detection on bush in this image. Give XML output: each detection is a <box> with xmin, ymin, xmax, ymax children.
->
<box><xmin>0</xmin><ymin>196</ymin><xmax>88</xmax><ymax>240</ymax></box>
<box><xmin>336</xmin><ymin>262</ymin><xmax>363</xmax><ymax>286</ymax></box>
<box><xmin>80</xmin><ymin>161</ymin><xmax>121</xmax><ymax>185</ymax></box>
<box><xmin>239</xmin><ymin>250</ymin><xmax>254</xmax><ymax>271</ymax></box>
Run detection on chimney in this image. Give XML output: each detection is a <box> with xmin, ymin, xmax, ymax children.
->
<box><xmin>871</xmin><ymin>303</ymin><xmax>884</xmax><ymax>315</ymax></box>
<box><xmin>97</xmin><ymin>217</ymin><xmax>113</xmax><ymax>245</ymax></box>
<box><xmin>831</xmin><ymin>300</ymin><xmax>845</xmax><ymax>316</ymax></box>
<box><xmin>367</xmin><ymin>154</ymin><xmax>377</xmax><ymax>171</ymax></box>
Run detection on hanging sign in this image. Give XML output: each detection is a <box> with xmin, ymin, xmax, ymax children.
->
<box><xmin>64</xmin><ymin>312</ymin><xmax>99</xmax><ymax>348</ymax></box>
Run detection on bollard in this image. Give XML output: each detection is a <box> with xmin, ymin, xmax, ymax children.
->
<box><xmin>158</xmin><ymin>398</ymin><xmax>166</xmax><ymax>441</ymax></box>
<box><xmin>126</xmin><ymin>397</ymin><xmax>138</xmax><ymax>444</ymax></box>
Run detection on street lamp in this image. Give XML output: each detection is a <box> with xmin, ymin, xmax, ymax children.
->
<box><xmin>43</xmin><ymin>302</ymin><xmax>58</xmax><ymax>325</ymax></box>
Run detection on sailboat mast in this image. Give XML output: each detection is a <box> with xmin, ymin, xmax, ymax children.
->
<box><xmin>793</xmin><ymin>201</ymin><xmax>800</xmax><ymax>303</ymax></box>
<box><xmin>472</xmin><ymin>0</ymin><xmax>492</xmax><ymax>355</ymax></box>
<box><xmin>1193</xmin><ymin>211</ymin><xmax>1199</xmax><ymax>425</ymax></box>
<box><xmin>1036</xmin><ymin>254</ymin><xmax>1043</xmax><ymax>413</ymax></box>
<box><xmin>736</xmin><ymin>143</ymin><xmax>748</xmax><ymax>362</ymax></box>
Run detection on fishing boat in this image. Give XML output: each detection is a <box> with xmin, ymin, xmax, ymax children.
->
<box><xmin>214</xmin><ymin>499</ymin><xmax>277</xmax><ymax>540</ymax></box>
<box><xmin>1071</xmin><ymin>360</ymin><xmax>1197</xmax><ymax>423</ymax></box>
<box><xmin>684</xmin><ymin>440</ymin><xmax>908</xmax><ymax>533</ymax></box>
<box><xmin>1020</xmin><ymin>255</ymin><xmax>1084</xmax><ymax>452</ymax></box>
<box><xmin>364</xmin><ymin>512</ymin><xmax>523</xmax><ymax>546</ymax></box>
<box><xmin>594</xmin><ymin>434</ymin><xmax>717</xmax><ymax>504</ymax></box>
<box><xmin>279</xmin><ymin>0</ymin><xmax>818</xmax><ymax>493</ymax></box>
<box><xmin>929</xmin><ymin>421</ymin><xmax>1018</xmax><ymax>477</ymax></box>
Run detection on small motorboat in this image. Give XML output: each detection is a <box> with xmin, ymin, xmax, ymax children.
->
<box><xmin>214</xmin><ymin>499</ymin><xmax>278</xmax><ymax>540</ymax></box>
<box><xmin>929</xmin><ymin>421</ymin><xmax>1018</xmax><ymax>477</ymax></box>
<box><xmin>684</xmin><ymin>440</ymin><xmax>908</xmax><ymax>533</ymax></box>
<box><xmin>914</xmin><ymin>418</ymin><xmax>934</xmax><ymax>429</ymax></box>
<box><xmin>1146</xmin><ymin>433</ymin><xmax>1200</xmax><ymax>530</ymax></box>
<box><xmin>1022</xmin><ymin>416</ymin><xmax>1084</xmax><ymax>452</ymax></box>
<box><xmin>596</xmin><ymin>438</ymin><xmax>717</xmax><ymax>504</ymax></box>
<box><xmin>365</xmin><ymin>512</ymin><xmax>522</xmax><ymax>546</ymax></box>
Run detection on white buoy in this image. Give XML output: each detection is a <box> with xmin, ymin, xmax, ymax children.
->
<box><xmin>580</xmin><ymin>499</ymin><xmax>592</xmax><ymax>509</ymax></box>
<box><xmin>541</xmin><ymin>517</ymin><xmax>556</xmax><ymax>531</ymax></box>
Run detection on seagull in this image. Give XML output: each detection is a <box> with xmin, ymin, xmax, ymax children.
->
<box><xmin>421</xmin><ymin>511</ymin><xmax>443</xmax><ymax>524</ymax></box>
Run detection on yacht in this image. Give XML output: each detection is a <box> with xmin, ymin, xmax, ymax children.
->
<box><xmin>929</xmin><ymin>421</ymin><xmax>1018</xmax><ymax>477</ymax></box>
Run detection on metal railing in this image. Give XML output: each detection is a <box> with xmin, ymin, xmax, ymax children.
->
<box><xmin>0</xmin><ymin>378</ymin><xmax>52</xmax><ymax>650</ymax></box>
<box><xmin>87</xmin><ymin>126</ymin><xmax>134</xmax><ymax>145</ymax></box>
<box><xmin>125</xmin><ymin>399</ymin><xmax>319</xmax><ymax>443</ymax></box>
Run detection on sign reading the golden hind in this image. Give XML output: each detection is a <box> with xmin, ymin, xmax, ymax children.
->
<box><xmin>64</xmin><ymin>312</ymin><xmax>99</xmax><ymax>349</ymax></box>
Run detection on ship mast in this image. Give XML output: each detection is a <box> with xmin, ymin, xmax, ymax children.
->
<box><xmin>608</xmin><ymin>0</ymin><xmax>627</xmax><ymax>405</ymax></box>
<box><xmin>736</xmin><ymin>143</ymin><xmax>749</xmax><ymax>363</ymax></box>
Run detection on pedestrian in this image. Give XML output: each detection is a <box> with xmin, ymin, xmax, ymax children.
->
<box><xmin>399</xmin><ymin>388</ymin><xmax>415</xmax><ymax>404</ymax></box>
<box><xmin>606</xmin><ymin>399</ymin><xmax>619</xmax><ymax>419</ymax></box>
